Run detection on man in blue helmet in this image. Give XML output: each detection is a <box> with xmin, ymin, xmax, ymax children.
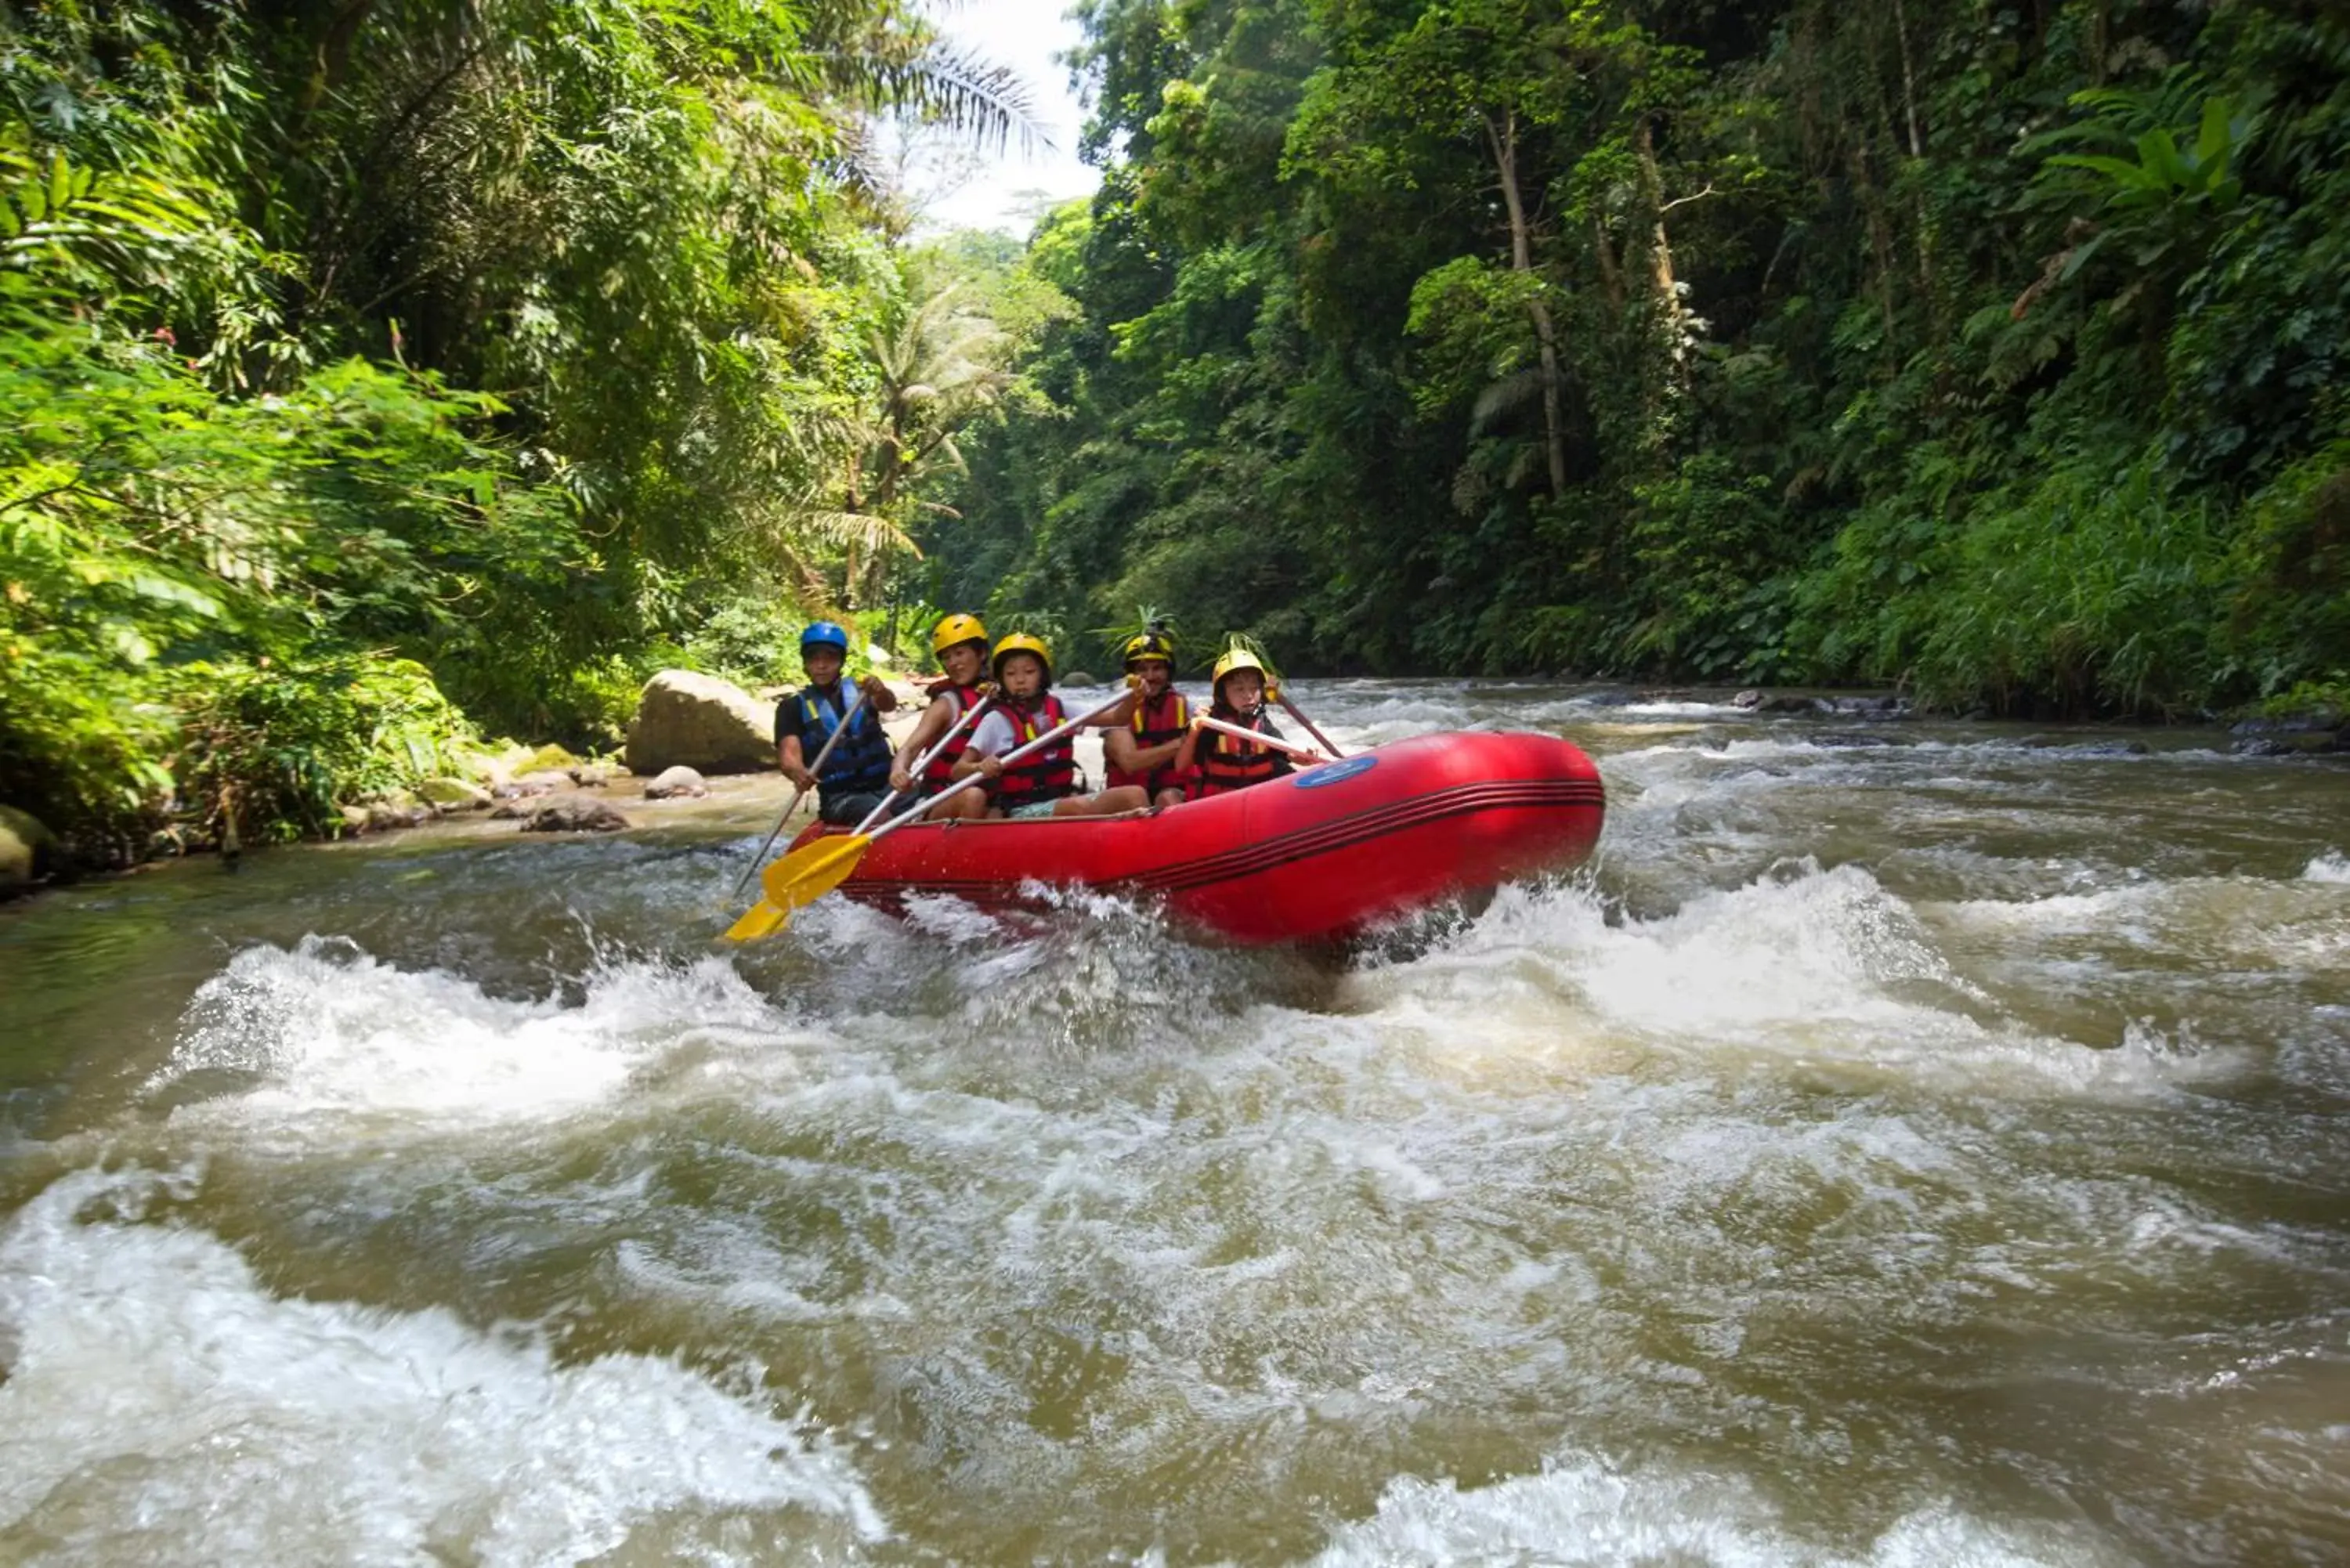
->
<box><xmin>774</xmin><ymin>621</ymin><xmax>899</xmax><ymax>824</ymax></box>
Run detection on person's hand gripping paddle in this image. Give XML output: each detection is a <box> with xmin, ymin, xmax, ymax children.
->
<box><xmin>847</xmin><ymin>692</ymin><xmax>996</xmax><ymax>836</ymax></box>
<box><xmin>723</xmin><ymin>691</ymin><xmax>1128</xmax><ymax>942</ymax></box>
<box><xmin>1191</xmin><ymin>712</ymin><xmax>1331</xmax><ymax>764</ymax></box>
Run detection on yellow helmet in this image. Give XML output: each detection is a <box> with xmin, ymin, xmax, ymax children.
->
<box><xmin>1123</xmin><ymin>629</ymin><xmax>1177</xmax><ymax>670</ymax></box>
<box><xmin>1213</xmin><ymin>647</ymin><xmax>1278</xmax><ymax>704</ymax></box>
<box><xmin>1211</xmin><ymin>648</ymin><xmax>1265</xmax><ymax>686</ymax></box>
<box><xmin>931</xmin><ymin>612</ymin><xmax>989</xmax><ymax>659</ymax></box>
<box><xmin>990</xmin><ymin>631</ymin><xmax>1054</xmax><ymax>685</ymax></box>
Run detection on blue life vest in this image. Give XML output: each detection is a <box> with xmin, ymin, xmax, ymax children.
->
<box><xmin>797</xmin><ymin>683</ymin><xmax>892</xmax><ymax>800</ymax></box>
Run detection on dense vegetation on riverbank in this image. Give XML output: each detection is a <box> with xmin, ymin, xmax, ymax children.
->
<box><xmin>2</xmin><ymin>0</ymin><xmax>1038</xmax><ymax>865</ymax></box>
<box><xmin>930</xmin><ymin>0</ymin><xmax>2348</xmax><ymax>719</ymax></box>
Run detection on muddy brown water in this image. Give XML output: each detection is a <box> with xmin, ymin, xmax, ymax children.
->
<box><xmin>2</xmin><ymin>682</ymin><xmax>2346</xmax><ymax>1566</ymax></box>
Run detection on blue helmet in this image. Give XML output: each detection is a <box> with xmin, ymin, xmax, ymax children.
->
<box><xmin>800</xmin><ymin>620</ymin><xmax>851</xmax><ymax>658</ymax></box>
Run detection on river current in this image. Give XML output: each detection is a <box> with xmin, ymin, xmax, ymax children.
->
<box><xmin>2</xmin><ymin>681</ymin><xmax>2346</xmax><ymax>1566</ymax></box>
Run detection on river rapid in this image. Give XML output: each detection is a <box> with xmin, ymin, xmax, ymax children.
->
<box><xmin>2</xmin><ymin>681</ymin><xmax>2347</xmax><ymax>1566</ymax></box>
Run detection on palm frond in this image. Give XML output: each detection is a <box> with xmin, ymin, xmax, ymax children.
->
<box><xmin>796</xmin><ymin>508</ymin><xmax>924</xmax><ymax>562</ymax></box>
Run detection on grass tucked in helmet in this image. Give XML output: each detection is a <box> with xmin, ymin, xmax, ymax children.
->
<box><xmin>1210</xmin><ymin>633</ymin><xmax>1282</xmax><ymax>703</ymax></box>
<box><xmin>1095</xmin><ymin>605</ymin><xmax>1181</xmax><ymax>674</ymax></box>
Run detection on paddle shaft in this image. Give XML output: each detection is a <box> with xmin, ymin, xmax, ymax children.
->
<box><xmin>728</xmin><ymin>681</ymin><xmax>867</xmax><ymax>902</ymax></box>
<box><xmin>1193</xmin><ymin>712</ymin><xmax>1325</xmax><ymax>762</ymax></box>
<box><xmin>1276</xmin><ymin>693</ymin><xmax>1346</xmax><ymax>759</ymax></box>
<box><xmin>861</xmin><ymin>692</ymin><xmax>1130</xmax><ymax>847</ymax></box>
<box><xmin>854</xmin><ymin>691</ymin><xmax>996</xmax><ymax>836</ymax></box>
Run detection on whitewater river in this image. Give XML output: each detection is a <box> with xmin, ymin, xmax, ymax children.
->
<box><xmin>3</xmin><ymin>681</ymin><xmax>2347</xmax><ymax>1566</ymax></box>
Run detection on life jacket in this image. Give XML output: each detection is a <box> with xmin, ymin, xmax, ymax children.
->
<box><xmin>989</xmin><ymin>694</ymin><xmax>1076</xmax><ymax>807</ymax></box>
<box><xmin>1195</xmin><ymin>707</ymin><xmax>1287</xmax><ymax>797</ymax></box>
<box><xmin>1105</xmin><ymin>688</ymin><xmax>1193</xmax><ymax>795</ymax></box>
<box><xmin>920</xmin><ymin>683</ymin><xmax>989</xmax><ymax>794</ymax></box>
<box><xmin>796</xmin><ymin>681</ymin><xmax>892</xmax><ymax>799</ymax></box>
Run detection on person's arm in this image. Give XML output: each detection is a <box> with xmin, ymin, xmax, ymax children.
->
<box><xmin>1104</xmin><ymin>723</ymin><xmax>1145</xmax><ymax>774</ymax></box>
<box><xmin>1173</xmin><ymin>716</ymin><xmax>1209</xmax><ymax>778</ymax></box>
<box><xmin>953</xmin><ymin>711</ymin><xmax>1014</xmax><ymax>782</ymax></box>
<box><xmin>775</xmin><ymin>701</ymin><xmax>816</xmax><ymax>787</ymax></box>
<box><xmin>889</xmin><ymin>696</ymin><xmax>953</xmax><ymax>791</ymax></box>
<box><xmin>858</xmin><ymin>673</ymin><xmax>898</xmax><ymax>714</ymax></box>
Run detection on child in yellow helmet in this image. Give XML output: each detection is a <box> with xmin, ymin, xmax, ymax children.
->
<box><xmin>954</xmin><ymin>634</ymin><xmax>1149</xmax><ymax>818</ymax></box>
<box><xmin>886</xmin><ymin>612</ymin><xmax>995</xmax><ymax>821</ymax></box>
<box><xmin>1175</xmin><ymin>645</ymin><xmax>1325</xmax><ymax>797</ymax></box>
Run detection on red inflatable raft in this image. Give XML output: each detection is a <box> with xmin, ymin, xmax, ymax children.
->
<box><xmin>784</xmin><ymin>731</ymin><xmax>1605</xmax><ymax>945</ymax></box>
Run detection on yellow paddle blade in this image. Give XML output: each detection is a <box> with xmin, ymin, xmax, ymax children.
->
<box><xmin>723</xmin><ymin>837</ymin><xmax>869</xmax><ymax>943</ymax></box>
<box><xmin>719</xmin><ymin>833</ymin><xmax>874</xmax><ymax>944</ymax></box>
<box><xmin>722</xmin><ymin>898</ymin><xmax>790</xmax><ymax>944</ymax></box>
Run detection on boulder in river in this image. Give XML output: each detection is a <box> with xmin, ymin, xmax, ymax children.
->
<box><xmin>418</xmin><ymin>777</ymin><xmax>493</xmax><ymax>812</ymax></box>
<box><xmin>518</xmin><ymin>797</ymin><xmax>631</xmax><ymax>833</ymax></box>
<box><xmin>624</xmin><ymin>669</ymin><xmax>776</xmax><ymax>775</ymax></box>
<box><xmin>0</xmin><ymin>804</ymin><xmax>58</xmax><ymax>897</ymax></box>
<box><xmin>642</xmin><ymin>765</ymin><xmax>709</xmax><ymax>800</ymax></box>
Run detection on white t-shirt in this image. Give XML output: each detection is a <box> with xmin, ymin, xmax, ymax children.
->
<box><xmin>967</xmin><ymin>710</ymin><xmax>1022</xmax><ymax>757</ymax></box>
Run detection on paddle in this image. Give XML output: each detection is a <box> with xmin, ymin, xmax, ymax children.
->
<box><xmin>725</xmin><ymin>681</ymin><xmax>868</xmax><ymax>907</ymax></box>
<box><xmin>1192</xmin><ymin>712</ymin><xmax>1330</xmax><ymax>763</ymax></box>
<box><xmin>850</xmin><ymin>691</ymin><xmax>996</xmax><ymax>836</ymax></box>
<box><xmin>1274</xmin><ymin>691</ymin><xmax>1347</xmax><ymax>759</ymax></box>
<box><xmin>724</xmin><ymin>690</ymin><xmax>1129</xmax><ymax>942</ymax></box>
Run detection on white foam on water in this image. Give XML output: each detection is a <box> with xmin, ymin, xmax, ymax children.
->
<box><xmin>1303</xmin><ymin>1453</ymin><xmax>2131</xmax><ymax>1566</ymax></box>
<box><xmin>1350</xmin><ymin>865</ymin><xmax>2224</xmax><ymax>1097</ymax></box>
<box><xmin>1940</xmin><ymin>876</ymin><xmax>2350</xmax><ymax>974</ymax></box>
<box><xmin>150</xmin><ymin>936</ymin><xmax>807</xmax><ymax>1145</ymax></box>
<box><xmin>2305</xmin><ymin>851</ymin><xmax>2350</xmax><ymax>884</ymax></box>
<box><xmin>0</xmin><ymin>1166</ymin><xmax>885</xmax><ymax>1565</ymax></box>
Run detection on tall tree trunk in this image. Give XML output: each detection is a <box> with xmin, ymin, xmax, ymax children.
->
<box><xmin>1635</xmin><ymin>117</ymin><xmax>1691</xmax><ymax>400</ymax></box>
<box><xmin>1484</xmin><ymin>110</ymin><xmax>1569</xmax><ymax>497</ymax></box>
<box><xmin>1590</xmin><ymin>216</ymin><xmax>1626</xmax><ymax>312</ymax></box>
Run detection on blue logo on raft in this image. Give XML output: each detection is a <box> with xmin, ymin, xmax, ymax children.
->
<box><xmin>1294</xmin><ymin>755</ymin><xmax>1378</xmax><ymax>789</ymax></box>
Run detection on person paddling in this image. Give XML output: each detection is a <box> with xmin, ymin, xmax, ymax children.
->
<box><xmin>1176</xmin><ymin>645</ymin><xmax>1325</xmax><ymax>797</ymax></box>
<box><xmin>775</xmin><ymin>621</ymin><xmax>898</xmax><ymax>825</ymax></box>
<box><xmin>888</xmin><ymin>612</ymin><xmax>995</xmax><ymax>822</ymax></box>
<box><xmin>955</xmin><ymin>634</ymin><xmax>1149</xmax><ymax>818</ymax></box>
<box><xmin>1102</xmin><ymin>627</ymin><xmax>1196</xmax><ymax>809</ymax></box>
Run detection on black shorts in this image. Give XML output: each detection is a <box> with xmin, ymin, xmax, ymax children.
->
<box><xmin>818</xmin><ymin>789</ymin><xmax>890</xmax><ymax>826</ymax></box>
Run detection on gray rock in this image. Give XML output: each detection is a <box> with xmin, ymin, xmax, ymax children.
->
<box><xmin>642</xmin><ymin>765</ymin><xmax>709</xmax><ymax>800</ymax></box>
<box><xmin>0</xmin><ymin>804</ymin><xmax>58</xmax><ymax>897</ymax></box>
<box><xmin>2232</xmin><ymin>732</ymin><xmax>2345</xmax><ymax>757</ymax></box>
<box><xmin>519</xmin><ymin>797</ymin><xmax>631</xmax><ymax>833</ymax></box>
<box><xmin>364</xmin><ymin>801</ymin><xmax>434</xmax><ymax>831</ymax></box>
<box><xmin>1061</xmin><ymin>670</ymin><xmax>1100</xmax><ymax>688</ymax></box>
<box><xmin>2231</xmin><ymin>708</ymin><xmax>2341</xmax><ymax>736</ymax></box>
<box><xmin>624</xmin><ymin>668</ymin><xmax>777</xmax><ymax>775</ymax></box>
<box><xmin>418</xmin><ymin>776</ymin><xmax>493</xmax><ymax>811</ymax></box>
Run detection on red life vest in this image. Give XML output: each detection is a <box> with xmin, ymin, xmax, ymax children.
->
<box><xmin>990</xmin><ymin>694</ymin><xmax>1076</xmax><ymax>806</ymax></box>
<box><xmin>1195</xmin><ymin>708</ymin><xmax>1288</xmax><ymax>797</ymax></box>
<box><xmin>1105</xmin><ymin>688</ymin><xmax>1193</xmax><ymax>795</ymax></box>
<box><xmin>920</xmin><ymin>684</ymin><xmax>989</xmax><ymax>793</ymax></box>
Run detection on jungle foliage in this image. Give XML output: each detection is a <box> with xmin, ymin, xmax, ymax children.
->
<box><xmin>1</xmin><ymin>0</ymin><xmax>1037</xmax><ymax>864</ymax></box>
<box><xmin>926</xmin><ymin>0</ymin><xmax>2350</xmax><ymax>718</ymax></box>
